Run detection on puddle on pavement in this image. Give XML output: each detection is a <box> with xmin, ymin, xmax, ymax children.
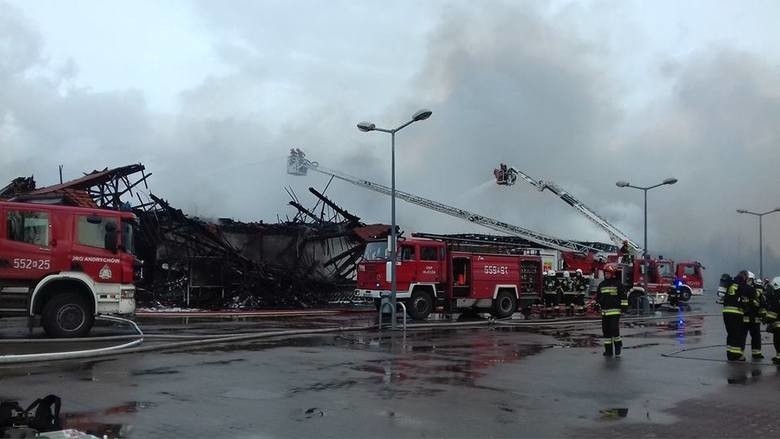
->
<box><xmin>222</xmin><ymin>388</ymin><xmax>287</xmax><ymax>400</ymax></box>
<box><xmin>196</xmin><ymin>358</ymin><xmax>246</xmax><ymax>366</ymax></box>
<box><xmin>131</xmin><ymin>366</ymin><xmax>180</xmax><ymax>376</ymax></box>
<box><xmin>727</xmin><ymin>369</ymin><xmax>762</xmax><ymax>385</ymax></box>
<box><xmin>330</xmin><ymin>332</ymin><xmax>545</xmax><ymax>395</ymax></box>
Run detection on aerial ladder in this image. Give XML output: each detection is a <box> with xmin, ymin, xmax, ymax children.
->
<box><xmin>287</xmin><ymin>148</ymin><xmax>601</xmax><ymax>254</ymax></box>
<box><xmin>493</xmin><ymin>163</ymin><xmax>642</xmax><ymax>255</ymax></box>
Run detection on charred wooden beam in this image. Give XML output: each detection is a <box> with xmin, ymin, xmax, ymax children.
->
<box><xmin>308</xmin><ymin>187</ymin><xmax>360</xmax><ymax>224</ymax></box>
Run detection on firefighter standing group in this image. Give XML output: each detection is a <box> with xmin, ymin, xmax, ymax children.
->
<box><xmin>542</xmin><ymin>269</ymin><xmax>589</xmax><ymax>317</ymax></box>
<box><xmin>721</xmin><ymin>270</ymin><xmax>780</xmax><ymax>363</ymax></box>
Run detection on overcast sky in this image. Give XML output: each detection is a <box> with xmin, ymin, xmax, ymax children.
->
<box><xmin>2</xmin><ymin>0</ymin><xmax>780</xmax><ymax>283</ymax></box>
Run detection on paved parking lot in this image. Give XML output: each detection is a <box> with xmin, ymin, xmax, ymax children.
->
<box><xmin>2</xmin><ymin>298</ymin><xmax>779</xmax><ymax>438</ymax></box>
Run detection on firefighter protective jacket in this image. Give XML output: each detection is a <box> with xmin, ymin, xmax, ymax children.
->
<box><xmin>723</xmin><ymin>281</ymin><xmax>749</xmax><ymax>316</ymax></box>
<box><xmin>764</xmin><ymin>287</ymin><xmax>780</xmax><ymax>332</ymax></box>
<box><xmin>543</xmin><ymin>276</ymin><xmax>557</xmax><ymax>294</ymax></box>
<box><xmin>744</xmin><ymin>285</ymin><xmax>766</xmax><ymax>322</ymax></box>
<box><xmin>574</xmin><ymin>276</ymin><xmax>589</xmax><ymax>293</ymax></box>
<box><xmin>596</xmin><ymin>278</ymin><xmax>628</xmax><ymax>316</ymax></box>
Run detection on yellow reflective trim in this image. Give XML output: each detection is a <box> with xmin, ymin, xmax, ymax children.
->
<box><xmin>620</xmin><ymin>300</ymin><xmax>629</xmax><ymax>306</ymax></box>
<box><xmin>602</xmin><ymin>309</ymin><xmax>621</xmax><ymax>316</ymax></box>
<box><xmin>766</xmin><ymin>311</ymin><xmax>777</xmax><ymax>319</ymax></box>
<box><xmin>722</xmin><ymin>306</ymin><xmax>744</xmax><ymax>315</ymax></box>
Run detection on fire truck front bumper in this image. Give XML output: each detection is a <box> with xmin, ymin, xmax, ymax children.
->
<box><xmin>648</xmin><ymin>293</ymin><xmax>668</xmax><ymax>306</ymax></box>
<box><xmin>355</xmin><ymin>289</ymin><xmax>411</xmax><ymax>300</ymax></box>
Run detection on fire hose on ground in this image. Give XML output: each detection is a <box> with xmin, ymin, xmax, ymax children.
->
<box><xmin>0</xmin><ymin>312</ymin><xmax>721</xmax><ymax>366</ymax></box>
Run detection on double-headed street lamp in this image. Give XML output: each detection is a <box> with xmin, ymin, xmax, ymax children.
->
<box><xmin>616</xmin><ymin>177</ymin><xmax>678</xmax><ymax>305</ymax></box>
<box><xmin>736</xmin><ymin>207</ymin><xmax>780</xmax><ymax>279</ymax></box>
<box><xmin>357</xmin><ymin>109</ymin><xmax>432</xmax><ymax>328</ymax></box>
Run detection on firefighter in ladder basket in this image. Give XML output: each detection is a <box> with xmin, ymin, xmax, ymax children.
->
<box><xmin>596</xmin><ymin>264</ymin><xmax>628</xmax><ymax>357</ymax></box>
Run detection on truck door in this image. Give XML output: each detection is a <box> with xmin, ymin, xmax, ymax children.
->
<box><xmin>0</xmin><ymin>208</ymin><xmax>54</xmax><ymax>281</ymax></box>
<box><xmin>452</xmin><ymin>256</ymin><xmax>471</xmax><ymax>297</ymax></box>
<box><xmin>394</xmin><ymin>245</ymin><xmax>417</xmax><ymax>291</ymax></box>
<box><xmin>417</xmin><ymin>245</ymin><xmax>443</xmax><ymax>284</ymax></box>
<box><xmin>71</xmin><ymin>214</ymin><xmax>122</xmax><ymax>284</ymax></box>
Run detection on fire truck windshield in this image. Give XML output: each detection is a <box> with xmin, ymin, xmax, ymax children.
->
<box><xmin>657</xmin><ymin>262</ymin><xmax>673</xmax><ymax>277</ymax></box>
<box><xmin>363</xmin><ymin>241</ymin><xmax>387</xmax><ymax>261</ymax></box>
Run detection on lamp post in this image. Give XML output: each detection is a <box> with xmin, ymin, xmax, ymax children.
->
<box><xmin>357</xmin><ymin>109</ymin><xmax>432</xmax><ymax>328</ymax></box>
<box><xmin>616</xmin><ymin>177</ymin><xmax>678</xmax><ymax>307</ymax></box>
<box><xmin>736</xmin><ymin>207</ymin><xmax>780</xmax><ymax>279</ymax></box>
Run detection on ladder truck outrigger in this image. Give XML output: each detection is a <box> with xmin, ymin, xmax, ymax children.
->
<box><xmin>287</xmin><ymin>149</ymin><xmax>606</xmax><ymax>319</ymax></box>
<box><xmin>493</xmin><ymin>163</ymin><xmax>705</xmax><ymax>304</ymax></box>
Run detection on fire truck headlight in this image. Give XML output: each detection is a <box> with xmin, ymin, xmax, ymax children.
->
<box><xmin>121</xmin><ymin>289</ymin><xmax>135</xmax><ymax>299</ymax></box>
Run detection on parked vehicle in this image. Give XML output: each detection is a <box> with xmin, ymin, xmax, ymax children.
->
<box><xmin>355</xmin><ymin>238</ymin><xmax>543</xmax><ymax>320</ymax></box>
<box><xmin>0</xmin><ymin>201</ymin><xmax>139</xmax><ymax>337</ymax></box>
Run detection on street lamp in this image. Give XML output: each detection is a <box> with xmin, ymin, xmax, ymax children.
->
<box><xmin>736</xmin><ymin>207</ymin><xmax>780</xmax><ymax>279</ymax></box>
<box><xmin>357</xmin><ymin>108</ymin><xmax>432</xmax><ymax>328</ymax></box>
<box><xmin>616</xmin><ymin>177</ymin><xmax>678</xmax><ymax>307</ymax></box>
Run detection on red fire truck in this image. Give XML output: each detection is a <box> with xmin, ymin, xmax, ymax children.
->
<box><xmin>0</xmin><ymin>201</ymin><xmax>139</xmax><ymax>337</ymax></box>
<box><xmin>355</xmin><ymin>238</ymin><xmax>543</xmax><ymax>320</ymax></box>
<box><xmin>603</xmin><ymin>258</ymin><xmax>704</xmax><ymax>306</ymax></box>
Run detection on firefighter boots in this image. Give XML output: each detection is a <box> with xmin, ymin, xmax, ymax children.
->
<box><xmin>603</xmin><ymin>340</ymin><xmax>613</xmax><ymax>357</ymax></box>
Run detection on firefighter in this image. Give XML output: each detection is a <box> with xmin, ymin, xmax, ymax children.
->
<box><xmin>723</xmin><ymin>270</ymin><xmax>749</xmax><ymax>361</ymax></box>
<box><xmin>763</xmin><ymin>277</ymin><xmax>780</xmax><ymax>364</ymax></box>
<box><xmin>573</xmin><ymin>268</ymin><xmax>588</xmax><ymax>316</ymax></box>
<box><xmin>543</xmin><ymin>270</ymin><xmax>558</xmax><ymax>318</ymax></box>
<box><xmin>560</xmin><ymin>271</ymin><xmax>576</xmax><ymax>316</ymax></box>
<box><xmin>716</xmin><ymin>273</ymin><xmax>732</xmax><ymax>304</ymax></box>
<box><xmin>743</xmin><ymin>272</ymin><xmax>765</xmax><ymax>359</ymax></box>
<box><xmin>596</xmin><ymin>264</ymin><xmax>628</xmax><ymax>357</ymax></box>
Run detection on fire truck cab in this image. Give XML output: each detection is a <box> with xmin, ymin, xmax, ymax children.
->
<box><xmin>675</xmin><ymin>261</ymin><xmax>705</xmax><ymax>299</ymax></box>
<box><xmin>0</xmin><ymin>201</ymin><xmax>139</xmax><ymax>337</ymax></box>
<box><xmin>356</xmin><ymin>238</ymin><xmax>543</xmax><ymax>320</ymax></box>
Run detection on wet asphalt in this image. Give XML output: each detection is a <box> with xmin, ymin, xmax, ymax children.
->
<box><xmin>2</xmin><ymin>297</ymin><xmax>779</xmax><ymax>438</ymax></box>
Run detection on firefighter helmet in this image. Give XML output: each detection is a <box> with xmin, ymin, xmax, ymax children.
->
<box><xmin>562</xmin><ymin>271</ymin><xmax>570</xmax><ymax>278</ymax></box>
<box><xmin>771</xmin><ymin>277</ymin><xmax>780</xmax><ymax>291</ymax></box>
<box><xmin>748</xmin><ymin>271</ymin><xmax>756</xmax><ymax>280</ymax></box>
<box><xmin>603</xmin><ymin>263</ymin><xmax>619</xmax><ymax>274</ymax></box>
<box><xmin>755</xmin><ymin>278</ymin><xmax>764</xmax><ymax>286</ymax></box>
<box><xmin>575</xmin><ymin>268</ymin><xmax>583</xmax><ymax>275</ymax></box>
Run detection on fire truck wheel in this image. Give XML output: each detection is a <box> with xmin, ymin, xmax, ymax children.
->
<box><xmin>42</xmin><ymin>293</ymin><xmax>94</xmax><ymax>338</ymax></box>
<box><xmin>408</xmin><ymin>289</ymin><xmax>434</xmax><ymax>320</ymax></box>
<box><xmin>679</xmin><ymin>287</ymin><xmax>692</xmax><ymax>302</ymax></box>
<box><xmin>491</xmin><ymin>291</ymin><xmax>517</xmax><ymax>319</ymax></box>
